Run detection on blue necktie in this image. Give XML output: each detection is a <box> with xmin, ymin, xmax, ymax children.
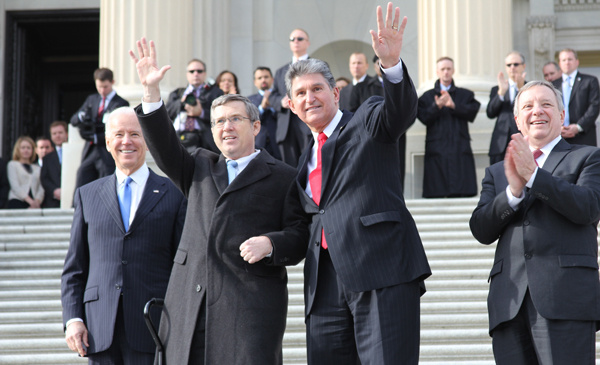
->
<box><xmin>57</xmin><ymin>147</ymin><xmax>62</xmax><ymax>164</ymax></box>
<box><xmin>227</xmin><ymin>160</ymin><xmax>238</xmax><ymax>184</ymax></box>
<box><xmin>118</xmin><ymin>177</ymin><xmax>133</xmax><ymax>231</ymax></box>
<box><xmin>563</xmin><ymin>76</ymin><xmax>572</xmax><ymax>126</ymax></box>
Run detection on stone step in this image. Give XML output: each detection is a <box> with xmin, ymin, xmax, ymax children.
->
<box><xmin>0</xmin><ymin>242</ymin><xmax>70</xmax><ymax>251</ymax></box>
<box><xmin>0</xmin><ymin>233</ymin><xmax>71</xmax><ymax>243</ymax></box>
<box><xmin>0</xmin><ymin>289</ymin><xmax>60</xmax><ymax>301</ymax></box>
<box><xmin>0</xmin><ymin>269</ymin><xmax>63</xmax><ymax>280</ymax></box>
<box><xmin>0</xmin><ymin>225</ymin><xmax>71</xmax><ymax>234</ymax></box>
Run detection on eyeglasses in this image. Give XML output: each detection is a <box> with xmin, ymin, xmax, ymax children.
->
<box><xmin>506</xmin><ymin>63</ymin><xmax>522</xmax><ymax>68</ymax></box>
<box><xmin>211</xmin><ymin>116</ymin><xmax>251</xmax><ymax>128</ymax></box>
<box><xmin>188</xmin><ymin>69</ymin><xmax>205</xmax><ymax>74</ymax></box>
<box><xmin>289</xmin><ymin>37</ymin><xmax>306</xmax><ymax>42</ymax></box>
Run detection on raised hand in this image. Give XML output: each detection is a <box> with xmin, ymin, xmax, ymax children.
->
<box><xmin>128</xmin><ymin>37</ymin><xmax>171</xmax><ymax>102</ymax></box>
<box><xmin>369</xmin><ymin>2</ymin><xmax>406</xmax><ymax>69</ymax></box>
<box><xmin>497</xmin><ymin>72</ymin><xmax>509</xmax><ymax>96</ymax></box>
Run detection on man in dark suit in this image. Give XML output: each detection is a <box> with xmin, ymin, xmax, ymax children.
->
<box><xmin>71</xmin><ymin>68</ymin><xmax>130</xmax><ymax>189</ymax></box>
<box><xmin>470</xmin><ymin>80</ymin><xmax>600</xmax><ymax>364</ymax></box>
<box><xmin>285</xmin><ymin>4</ymin><xmax>431</xmax><ymax>363</ymax></box>
<box><xmin>0</xmin><ymin>157</ymin><xmax>8</xmax><ymax>208</ymax></box>
<box><xmin>552</xmin><ymin>48</ymin><xmax>600</xmax><ymax>147</ymax></box>
<box><xmin>417</xmin><ymin>57</ymin><xmax>480</xmax><ymax>198</ymax></box>
<box><xmin>269</xmin><ymin>28</ymin><xmax>312</xmax><ymax>167</ymax></box>
<box><xmin>247</xmin><ymin>66</ymin><xmax>281</xmax><ymax>159</ymax></box>
<box><xmin>338</xmin><ymin>52</ymin><xmax>370</xmax><ymax>111</ymax></box>
<box><xmin>130</xmin><ymin>38</ymin><xmax>309</xmax><ymax>364</ymax></box>
<box><xmin>165</xmin><ymin>59</ymin><xmax>223</xmax><ymax>153</ymax></box>
<box><xmin>61</xmin><ymin>107</ymin><xmax>186</xmax><ymax>364</ymax></box>
<box><xmin>41</xmin><ymin>121</ymin><xmax>68</xmax><ymax>208</ymax></box>
<box><xmin>487</xmin><ymin>51</ymin><xmax>526</xmax><ymax>165</ymax></box>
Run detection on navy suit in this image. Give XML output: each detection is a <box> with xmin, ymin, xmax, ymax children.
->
<box><xmin>297</xmin><ymin>63</ymin><xmax>431</xmax><ymax>364</ymax></box>
<box><xmin>247</xmin><ymin>92</ymin><xmax>281</xmax><ymax>159</ymax></box>
<box><xmin>41</xmin><ymin>150</ymin><xmax>61</xmax><ymax>208</ymax></box>
<box><xmin>61</xmin><ymin>170</ymin><xmax>186</xmax><ymax>359</ymax></box>
<box><xmin>552</xmin><ymin>72</ymin><xmax>600</xmax><ymax>146</ymax></box>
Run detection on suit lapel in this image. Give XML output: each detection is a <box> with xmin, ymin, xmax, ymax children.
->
<box><xmin>570</xmin><ymin>72</ymin><xmax>582</xmax><ymax>102</ymax></box>
<box><xmin>99</xmin><ymin>174</ymin><xmax>126</xmax><ymax>233</ymax></box>
<box><xmin>225</xmin><ymin>152</ymin><xmax>272</xmax><ymax>194</ymax></box>
<box><xmin>541</xmin><ymin>139</ymin><xmax>571</xmax><ymax>174</ymax></box>
<box><xmin>320</xmin><ymin>112</ymin><xmax>352</xmax><ymax>198</ymax></box>
<box><xmin>211</xmin><ymin>155</ymin><xmax>229</xmax><ymax>195</ymax></box>
<box><xmin>128</xmin><ymin>170</ymin><xmax>166</xmax><ymax>232</ymax></box>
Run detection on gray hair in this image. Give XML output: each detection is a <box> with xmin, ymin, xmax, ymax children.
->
<box><xmin>210</xmin><ymin>94</ymin><xmax>260</xmax><ymax>126</ymax></box>
<box><xmin>506</xmin><ymin>51</ymin><xmax>526</xmax><ymax>64</ymax></box>
<box><xmin>285</xmin><ymin>59</ymin><xmax>336</xmax><ymax>98</ymax></box>
<box><xmin>513</xmin><ymin>80</ymin><xmax>564</xmax><ymax>116</ymax></box>
<box><xmin>105</xmin><ymin>107</ymin><xmax>137</xmax><ymax>135</ymax></box>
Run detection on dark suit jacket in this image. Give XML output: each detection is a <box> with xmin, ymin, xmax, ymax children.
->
<box><xmin>0</xmin><ymin>157</ymin><xmax>9</xmax><ymax>208</ymax></box>
<box><xmin>165</xmin><ymin>84</ymin><xmax>223</xmax><ymax>123</ymax></box>
<box><xmin>349</xmin><ymin>75</ymin><xmax>381</xmax><ymax>112</ymax></box>
<box><xmin>269</xmin><ymin>62</ymin><xmax>311</xmax><ymax>166</ymax></box>
<box><xmin>470</xmin><ymin>139</ymin><xmax>600</xmax><ymax>333</ymax></box>
<box><xmin>296</xmin><ymin>62</ymin><xmax>431</xmax><ymax>317</ymax></box>
<box><xmin>248</xmin><ymin>92</ymin><xmax>281</xmax><ymax>159</ymax></box>
<box><xmin>338</xmin><ymin>84</ymin><xmax>353</xmax><ymax>111</ymax></box>
<box><xmin>486</xmin><ymin>86</ymin><xmax>521</xmax><ymax>160</ymax></box>
<box><xmin>135</xmin><ymin>104</ymin><xmax>308</xmax><ymax>365</ymax></box>
<box><xmin>70</xmin><ymin>93</ymin><xmax>130</xmax><ymax>146</ymax></box>
<box><xmin>417</xmin><ymin>80</ymin><xmax>480</xmax><ymax>198</ymax></box>
<box><xmin>41</xmin><ymin>150</ymin><xmax>61</xmax><ymax>208</ymax></box>
<box><xmin>552</xmin><ymin>72</ymin><xmax>600</xmax><ymax>146</ymax></box>
<box><xmin>61</xmin><ymin>170</ymin><xmax>186</xmax><ymax>354</ymax></box>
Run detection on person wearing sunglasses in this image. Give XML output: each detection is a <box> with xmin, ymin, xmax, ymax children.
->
<box><xmin>268</xmin><ymin>28</ymin><xmax>313</xmax><ymax>167</ymax></box>
<box><xmin>166</xmin><ymin>59</ymin><xmax>224</xmax><ymax>153</ymax></box>
<box><xmin>487</xmin><ymin>51</ymin><xmax>527</xmax><ymax>165</ymax></box>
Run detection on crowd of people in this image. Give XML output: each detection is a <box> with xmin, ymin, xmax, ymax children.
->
<box><xmin>0</xmin><ymin>2</ymin><xmax>597</xmax><ymax>364</ymax></box>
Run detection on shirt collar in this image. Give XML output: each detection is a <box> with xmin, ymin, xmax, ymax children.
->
<box><xmin>115</xmin><ymin>163</ymin><xmax>150</xmax><ymax>186</ymax></box>
<box><xmin>311</xmin><ymin>109</ymin><xmax>343</xmax><ymax>142</ymax></box>
<box><xmin>353</xmin><ymin>74</ymin><xmax>367</xmax><ymax>85</ymax></box>
<box><xmin>530</xmin><ymin>135</ymin><xmax>562</xmax><ymax>157</ymax></box>
<box><xmin>563</xmin><ymin>70</ymin><xmax>577</xmax><ymax>82</ymax></box>
<box><xmin>293</xmin><ymin>54</ymin><xmax>309</xmax><ymax>63</ymax></box>
<box><xmin>226</xmin><ymin>150</ymin><xmax>261</xmax><ymax>174</ymax></box>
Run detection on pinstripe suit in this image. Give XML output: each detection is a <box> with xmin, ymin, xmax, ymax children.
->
<box><xmin>297</xmin><ymin>63</ymin><xmax>431</xmax><ymax>364</ymax></box>
<box><xmin>61</xmin><ymin>170</ymin><xmax>186</xmax><ymax>359</ymax></box>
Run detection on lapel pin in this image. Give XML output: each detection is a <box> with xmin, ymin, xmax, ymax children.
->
<box><xmin>153</xmin><ymin>190</ymin><xmax>159</xmax><ymax>193</ymax></box>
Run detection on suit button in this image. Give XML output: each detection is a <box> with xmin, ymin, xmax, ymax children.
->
<box><xmin>524</xmin><ymin>253</ymin><xmax>532</xmax><ymax>259</ymax></box>
<box><xmin>315</xmin><ymin>241</ymin><xmax>320</xmax><ymax>246</ymax></box>
<box><xmin>124</xmin><ymin>235</ymin><xmax>131</xmax><ymax>240</ymax></box>
<box><xmin>523</xmin><ymin>220</ymin><xmax>530</xmax><ymax>226</ymax></box>
<box><xmin>122</xmin><ymin>260</ymin><xmax>128</xmax><ymax>265</ymax></box>
<box><xmin>196</xmin><ymin>284</ymin><xmax>202</xmax><ymax>292</ymax></box>
<box><xmin>115</xmin><ymin>284</ymin><xmax>121</xmax><ymax>290</ymax></box>
<box><xmin>319</xmin><ymin>210</ymin><xmax>325</xmax><ymax>214</ymax></box>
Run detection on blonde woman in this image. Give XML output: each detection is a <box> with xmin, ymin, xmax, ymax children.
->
<box><xmin>7</xmin><ymin>136</ymin><xmax>44</xmax><ymax>209</ymax></box>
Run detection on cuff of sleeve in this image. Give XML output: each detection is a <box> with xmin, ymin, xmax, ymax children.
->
<box><xmin>506</xmin><ymin>185</ymin><xmax>525</xmax><ymax>210</ymax></box>
<box><xmin>141</xmin><ymin>99</ymin><xmax>164</xmax><ymax>114</ymax></box>
<box><xmin>577</xmin><ymin>124</ymin><xmax>584</xmax><ymax>133</ymax></box>
<box><xmin>381</xmin><ymin>59</ymin><xmax>404</xmax><ymax>84</ymax></box>
<box><xmin>66</xmin><ymin>318</ymin><xmax>84</xmax><ymax>329</ymax></box>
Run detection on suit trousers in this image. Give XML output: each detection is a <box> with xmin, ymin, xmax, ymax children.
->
<box><xmin>306</xmin><ymin>248</ymin><xmax>421</xmax><ymax>365</ymax></box>
<box><xmin>492</xmin><ymin>289</ymin><xmax>596</xmax><ymax>365</ymax></box>
<box><xmin>87</xmin><ymin>297</ymin><xmax>155</xmax><ymax>365</ymax></box>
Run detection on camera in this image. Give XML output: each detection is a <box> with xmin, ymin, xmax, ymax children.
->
<box><xmin>76</xmin><ymin>104</ymin><xmax>97</xmax><ymax>141</ymax></box>
<box><xmin>183</xmin><ymin>93</ymin><xmax>197</xmax><ymax>106</ymax></box>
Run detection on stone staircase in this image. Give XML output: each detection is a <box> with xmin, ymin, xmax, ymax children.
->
<box><xmin>0</xmin><ymin>200</ymin><xmax>598</xmax><ymax>364</ymax></box>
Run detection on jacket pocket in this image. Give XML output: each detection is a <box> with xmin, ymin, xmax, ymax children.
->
<box><xmin>360</xmin><ymin>211</ymin><xmax>403</xmax><ymax>227</ymax></box>
<box><xmin>488</xmin><ymin>260</ymin><xmax>503</xmax><ymax>283</ymax></box>
<box><xmin>173</xmin><ymin>249</ymin><xmax>187</xmax><ymax>265</ymax></box>
<box><xmin>558</xmin><ymin>254</ymin><xmax>599</xmax><ymax>269</ymax></box>
<box><xmin>83</xmin><ymin>286</ymin><xmax>99</xmax><ymax>303</ymax></box>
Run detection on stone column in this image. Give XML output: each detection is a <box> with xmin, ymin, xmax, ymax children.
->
<box><xmin>404</xmin><ymin>0</ymin><xmax>512</xmax><ymax>199</ymax></box>
<box><xmin>527</xmin><ymin>0</ymin><xmax>556</xmax><ymax>81</ymax></box>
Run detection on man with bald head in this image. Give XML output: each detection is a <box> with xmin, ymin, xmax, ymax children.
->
<box><xmin>542</xmin><ymin>61</ymin><xmax>562</xmax><ymax>82</ymax></box>
<box><xmin>269</xmin><ymin>28</ymin><xmax>313</xmax><ymax>166</ymax></box>
<box><xmin>339</xmin><ymin>52</ymin><xmax>369</xmax><ymax>111</ymax></box>
<box><xmin>471</xmin><ymin>80</ymin><xmax>600</xmax><ymax>364</ymax></box>
<box><xmin>487</xmin><ymin>51</ymin><xmax>527</xmax><ymax>165</ymax></box>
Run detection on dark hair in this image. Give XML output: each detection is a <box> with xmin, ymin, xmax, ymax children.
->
<box><xmin>215</xmin><ymin>70</ymin><xmax>240</xmax><ymax>95</ymax></box>
<box><xmin>49</xmin><ymin>121</ymin><xmax>68</xmax><ymax>132</ymax></box>
<box><xmin>93</xmin><ymin>68</ymin><xmax>114</xmax><ymax>82</ymax></box>
<box><xmin>254</xmin><ymin>66</ymin><xmax>273</xmax><ymax>77</ymax></box>
<box><xmin>285</xmin><ymin>59</ymin><xmax>336</xmax><ymax>98</ymax></box>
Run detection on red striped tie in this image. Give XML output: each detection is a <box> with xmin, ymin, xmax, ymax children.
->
<box><xmin>533</xmin><ymin>149</ymin><xmax>543</xmax><ymax>166</ymax></box>
<box><xmin>309</xmin><ymin>132</ymin><xmax>328</xmax><ymax>249</ymax></box>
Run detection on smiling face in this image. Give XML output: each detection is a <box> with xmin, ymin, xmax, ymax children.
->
<box><xmin>288</xmin><ymin>73</ymin><xmax>339</xmax><ymax>133</ymax></box>
<box><xmin>105</xmin><ymin>110</ymin><xmax>147</xmax><ymax>175</ymax></box>
<box><xmin>514</xmin><ymin>85</ymin><xmax>564</xmax><ymax>149</ymax></box>
<box><xmin>211</xmin><ymin>101</ymin><xmax>260</xmax><ymax>160</ymax></box>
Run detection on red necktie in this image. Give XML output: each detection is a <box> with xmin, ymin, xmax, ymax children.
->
<box><xmin>533</xmin><ymin>149</ymin><xmax>543</xmax><ymax>166</ymax></box>
<box><xmin>98</xmin><ymin>97</ymin><xmax>106</xmax><ymax>119</ymax></box>
<box><xmin>309</xmin><ymin>132</ymin><xmax>328</xmax><ymax>249</ymax></box>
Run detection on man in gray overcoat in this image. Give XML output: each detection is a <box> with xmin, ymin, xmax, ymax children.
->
<box><xmin>130</xmin><ymin>39</ymin><xmax>309</xmax><ymax>365</ymax></box>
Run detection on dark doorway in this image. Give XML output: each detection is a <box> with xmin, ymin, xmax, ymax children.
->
<box><xmin>3</xmin><ymin>9</ymin><xmax>99</xmax><ymax>158</ymax></box>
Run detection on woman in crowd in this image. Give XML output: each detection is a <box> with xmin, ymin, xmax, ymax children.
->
<box><xmin>216</xmin><ymin>70</ymin><xmax>239</xmax><ymax>95</ymax></box>
<box><xmin>6</xmin><ymin>136</ymin><xmax>44</xmax><ymax>209</ymax></box>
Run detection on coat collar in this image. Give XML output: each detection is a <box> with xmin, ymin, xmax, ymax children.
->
<box><xmin>212</xmin><ymin>150</ymin><xmax>274</xmax><ymax>195</ymax></box>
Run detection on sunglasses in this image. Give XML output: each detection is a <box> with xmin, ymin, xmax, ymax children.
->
<box><xmin>289</xmin><ymin>37</ymin><xmax>306</xmax><ymax>42</ymax></box>
<box><xmin>188</xmin><ymin>69</ymin><xmax>205</xmax><ymax>74</ymax></box>
<box><xmin>506</xmin><ymin>63</ymin><xmax>522</xmax><ymax>68</ymax></box>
